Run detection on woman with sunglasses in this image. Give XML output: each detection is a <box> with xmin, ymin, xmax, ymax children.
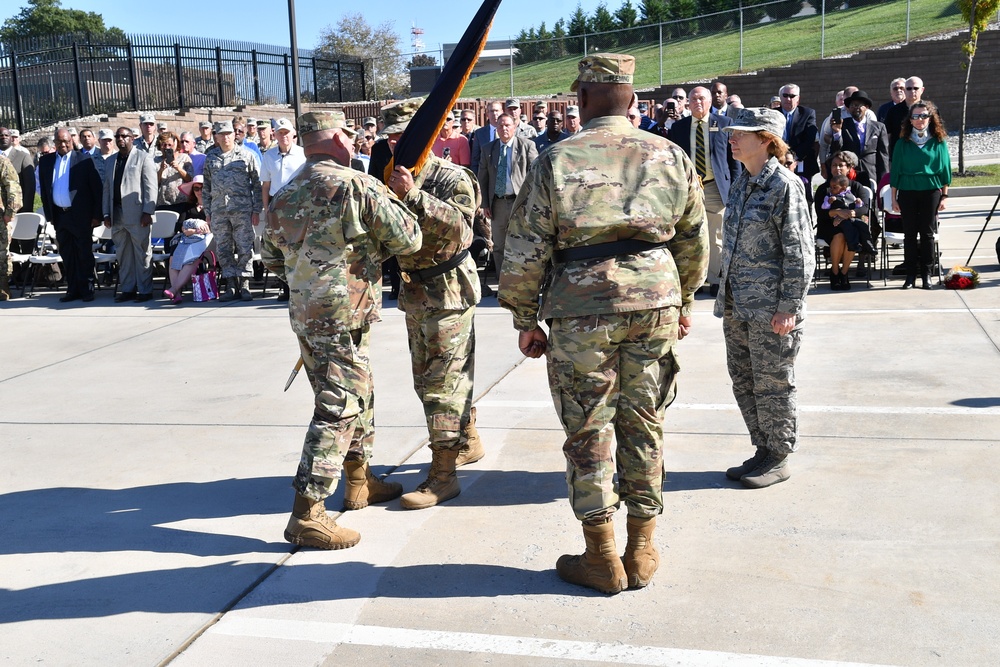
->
<box><xmin>890</xmin><ymin>101</ymin><xmax>950</xmax><ymax>289</ymax></box>
<box><xmin>164</xmin><ymin>175</ymin><xmax>210</xmax><ymax>304</ymax></box>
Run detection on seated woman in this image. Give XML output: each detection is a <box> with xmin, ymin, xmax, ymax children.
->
<box><xmin>814</xmin><ymin>150</ymin><xmax>873</xmax><ymax>290</ymax></box>
<box><xmin>164</xmin><ymin>177</ymin><xmax>210</xmax><ymax>304</ymax></box>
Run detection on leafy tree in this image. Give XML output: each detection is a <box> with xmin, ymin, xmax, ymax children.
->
<box><xmin>552</xmin><ymin>19</ymin><xmax>568</xmax><ymax>58</ymax></box>
<box><xmin>314</xmin><ymin>12</ymin><xmax>407</xmax><ymax>99</ymax></box>
<box><xmin>765</xmin><ymin>0</ymin><xmax>805</xmax><ymax>22</ymax></box>
<box><xmin>536</xmin><ymin>22</ymin><xmax>553</xmax><ymax>61</ymax></box>
<box><xmin>408</xmin><ymin>53</ymin><xmax>437</xmax><ymax>68</ymax></box>
<box><xmin>616</xmin><ymin>0</ymin><xmax>640</xmax><ymax>29</ymax></box>
<box><xmin>0</xmin><ymin>0</ymin><xmax>124</xmax><ymax>45</ymax></box>
<box><xmin>957</xmin><ymin>0</ymin><xmax>1000</xmax><ymax>173</ymax></box>
<box><xmin>567</xmin><ymin>3</ymin><xmax>589</xmax><ymax>54</ymax></box>
<box><xmin>590</xmin><ymin>2</ymin><xmax>618</xmax><ymax>48</ymax></box>
<box><xmin>513</xmin><ymin>28</ymin><xmax>532</xmax><ymax>64</ymax></box>
<box><xmin>640</xmin><ymin>0</ymin><xmax>670</xmax><ymax>24</ymax></box>
<box><xmin>668</xmin><ymin>0</ymin><xmax>702</xmax><ymax>36</ymax></box>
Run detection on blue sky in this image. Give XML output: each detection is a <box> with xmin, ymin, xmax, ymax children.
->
<box><xmin>20</xmin><ymin>1</ymin><xmax>609</xmax><ymax>54</ymax></box>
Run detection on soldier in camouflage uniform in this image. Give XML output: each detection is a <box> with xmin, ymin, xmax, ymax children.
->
<box><xmin>380</xmin><ymin>97</ymin><xmax>486</xmax><ymax>510</ymax></box>
<box><xmin>498</xmin><ymin>54</ymin><xmax>708</xmax><ymax>594</ymax></box>
<box><xmin>0</xmin><ymin>153</ymin><xmax>23</xmax><ymax>300</ymax></box>
<box><xmin>203</xmin><ymin>120</ymin><xmax>262</xmax><ymax>301</ymax></box>
<box><xmin>261</xmin><ymin>110</ymin><xmax>422</xmax><ymax>550</ymax></box>
<box><xmin>717</xmin><ymin>108</ymin><xmax>815</xmax><ymax>489</ymax></box>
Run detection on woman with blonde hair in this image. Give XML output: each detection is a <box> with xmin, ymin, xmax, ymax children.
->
<box><xmin>716</xmin><ymin>108</ymin><xmax>815</xmax><ymax>489</ymax></box>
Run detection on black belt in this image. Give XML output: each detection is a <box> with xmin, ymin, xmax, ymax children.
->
<box><xmin>56</xmin><ymin>206</ymin><xmax>72</xmax><ymax>212</ymax></box>
<box><xmin>553</xmin><ymin>239</ymin><xmax>670</xmax><ymax>264</ymax></box>
<box><xmin>401</xmin><ymin>249</ymin><xmax>469</xmax><ymax>283</ymax></box>
<box><xmin>495</xmin><ymin>194</ymin><xmax>516</xmax><ymax>200</ymax></box>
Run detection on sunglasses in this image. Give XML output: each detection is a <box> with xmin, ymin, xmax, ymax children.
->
<box><xmin>911</xmin><ymin>113</ymin><xmax>930</xmax><ymax>120</ymax></box>
<box><xmin>115</xmin><ymin>134</ymin><xmax>132</xmax><ymax>138</ymax></box>
<box><xmin>892</xmin><ymin>86</ymin><xmax>905</xmax><ymax>91</ymax></box>
<box><xmin>781</xmin><ymin>94</ymin><xmax>798</xmax><ymax>99</ymax></box>
<box><xmin>905</xmin><ymin>86</ymin><xmax>922</xmax><ymax>91</ymax></box>
<box><xmin>193</xmin><ymin>186</ymin><xmax>203</xmax><ymax>191</ymax></box>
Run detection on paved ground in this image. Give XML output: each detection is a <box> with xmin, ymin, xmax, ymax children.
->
<box><xmin>2</xmin><ymin>194</ymin><xmax>1000</xmax><ymax>667</ymax></box>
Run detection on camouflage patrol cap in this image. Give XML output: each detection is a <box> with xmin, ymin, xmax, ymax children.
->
<box><xmin>723</xmin><ymin>107</ymin><xmax>785</xmax><ymax>136</ymax></box>
<box><xmin>380</xmin><ymin>97</ymin><xmax>425</xmax><ymax>134</ymax></box>
<box><xmin>570</xmin><ymin>53</ymin><xmax>635</xmax><ymax>92</ymax></box>
<box><xmin>198</xmin><ymin>120</ymin><xmax>212</xmax><ymax>129</ymax></box>
<box><xmin>297</xmin><ymin>110</ymin><xmax>357</xmax><ymax>138</ymax></box>
<box><xmin>213</xmin><ymin>120</ymin><xmax>234</xmax><ymax>134</ymax></box>
<box><xmin>256</xmin><ymin>119</ymin><xmax>269</xmax><ymax>128</ymax></box>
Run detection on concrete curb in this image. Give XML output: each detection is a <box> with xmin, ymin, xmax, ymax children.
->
<box><xmin>952</xmin><ymin>185</ymin><xmax>1000</xmax><ymax>197</ymax></box>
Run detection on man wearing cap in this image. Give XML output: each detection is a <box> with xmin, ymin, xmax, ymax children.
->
<box><xmin>499</xmin><ymin>53</ymin><xmax>708</xmax><ymax>595</ymax></box>
<box><xmin>479</xmin><ymin>112</ymin><xmax>538</xmax><ymax>278</ymax></box>
<box><xmin>831</xmin><ymin>90</ymin><xmax>890</xmax><ymax>189</ymax></box>
<box><xmin>0</xmin><ymin>150</ymin><xmax>22</xmax><ymax>301</ymax></box>
<box><xmin>564</xmin><ymin>105</ymin><xmax>582</xmax><ymax>134</ymax></box>
<box><xmin>431</xmin><ymin>112</ymin><xmax>471</xmax><ymax>168</ymax></box>
<box><xmin>102</xmin><ymin>126</ymin><xmax>158</xmax><ymax>302</ymax></box>
<box><xmin>0</xmin><ymin>126</ymin><xmax>35</xmax><ymax>214</ymax></box>
<box><xmin>377</xmin><ymin>97</ymin><xmax>485</xmax><ymax>510</ymax></box>
<box><xmin>97</xmin><ymin>129</ymin><xmax>116</xmax><ymax>162</ymax></box>
<box><xmin>260</xmin><ymin>117</ymin><xmax>305</xmax><ymax>302</ymax></box>
<box><xmin>470</xmin><ymin>100</ymin><xmax>504</xmax><ymax>175</ymax></box>
<box><xmin>362</xmin><ymin>117</ymin><xmax>378</xmax><ymax>138</ymax></box>
<box><xmin>195</xmin><ymin>121</ymin><xmax>214</xmax><ymax>153</ymax></box>
<box><xmin>505</xmin><ymin>98</ymin><xmax>537</xmax><ymax>139</ymax></box>
<box><xmin>203</xmin><ymin>120</ymin><xmax>262</xmax><ymax>301</ymax></box>
<box><xmin>262</xmin><ymin>109</ymin><xmax>421</xmax><ymax>550</ymax></box>
<box><xmin>256</xmin><ymin>120</ymin><xmax>275</xmax><ymax>154</ymax></box>
<box><xmin>135</xmin><ymin>114</ymin><xmax>158</xmax><ymax>152</ymax></box>
<box><xmin>668</xmin><ymin>86</ymin><xmax>741</xmax><ymax>297</ymax></box>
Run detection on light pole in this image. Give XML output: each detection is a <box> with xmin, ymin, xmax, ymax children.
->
<box><xmin>288</xmin><ymin>0</ymin><xmax>302</xmax><ymax>122</ymax></box>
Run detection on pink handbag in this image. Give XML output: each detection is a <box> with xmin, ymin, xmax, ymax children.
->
<box><xmin>191</xmin><ymin>252</ymin><xmax>218</xmax><ymax>302</ymax></box>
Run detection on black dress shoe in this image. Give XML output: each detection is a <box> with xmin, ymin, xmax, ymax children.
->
<box><xmin>81</xmin><ymin>292</ymin><xmax>95</xmax><ymax>302</ymax></box>
<box><xmin>135</xmin><ymin>293</ymin><xmax>153</xmax><ymax>303</ymax></box>
<box><xmin>901</xmin><ymin>276</ymin><xmax>915</xmax><ymax>290</ymax></box>
<box><xmin>115</xmin><ymin>291</ymin><xmax>137</xmax><ymax>303</ymax></box>
<box><xmin>59</xmin><ymin>293</ymin><xmax>80</xmax><ymax>303</ymax></box>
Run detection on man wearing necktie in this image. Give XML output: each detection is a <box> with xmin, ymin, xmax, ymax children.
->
<box><xmin>668</xmin><ymin>87</ymin><xmax>741</xmax><ymax>295</ymax></box>
<box><xmin>470</xmin><ymin>100</ymin><xmax>505</xmax><ymax>175</ymax></box>
<box><xmin>778</xmin><ymin>83</ymin><xmax>819</xmax><ymax>182</ymax></box>
<box><xmin>477</xmin><ymin>113</ymin><xmax>538</xmax><ymax>276</ymax></box>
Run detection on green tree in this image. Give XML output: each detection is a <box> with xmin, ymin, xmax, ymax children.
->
<box><xmin>552</xmin><ymin>19</ymin><xmax>568</xmax><ymax>58</ymax></box>
<box><xmin>640</xmin><ymin>0</ymin><xmax>670</xmax><ymax>24</ymax></box>
<box><xmin>314</xmin><ymin>12</ymin><xmax>407</xmax><ymax>99</ymax></box>
<box><xmin>616</xmin><ymin>0</ymin><xmax>640</xmax><ymax>28</ymax></box>
<box><xmin>590</xmin><ymin>2</ymin><xmax>618</xmax><ymax>49</ymax></box>
<box><xmin>407</xmin><ymin>53</ymin><xmax>437</xmax><ymax>68</ymax></box>
<box><xmin>536</xmin><ymin>22</ymin><xmax>553</xmax><ymax>61</ymax></box>
<box><xmin>957</xmin><ymin>0</ymin><xmax>1000</xmax><ymax>173</ymax></box>
<box><xmin>567</xmin><ymin>3</ymin><xmax>589</xmax><ymax>54</ymax></box>
<box><xmin>0</xmin><ymin>0</ymin><xmax>124</xmax><ymax>45</ymax></box>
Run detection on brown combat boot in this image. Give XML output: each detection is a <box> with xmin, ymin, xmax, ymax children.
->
<box><xmin>622</xmin><ymin>515</ymin><xmax>659</xmax><ymax>589</ymax></box>
<box><xmin>556</xmin><ymin>521</ymin><xmax>627</xmax><ymax>594</ymax></box>
<box><xmin>342</xmin><ymin>459</ymin><xmax>403</xmax><ymax>510</ymax></box>
<box><xmin>284</xmin><ymin>493</ymin><xmax>360</xmax><ymax>550</ymax></box>
<box><xmin>455</xmin><ymin>407</ymin><xmax>484</xmax><ymax>467</ymax></box>
<box><xmin>0</xmin><ymin>276</ymin><xmax>10</xmax><ymax>301</ymax></box>
<box><xmin>400</xmin><ymin>447</ymin><xmax>461</xmax><ymax>510</ymax></box>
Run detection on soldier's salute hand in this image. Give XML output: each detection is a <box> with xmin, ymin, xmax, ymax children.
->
<box><xmin>518</xmin><ymin>328</ymin><xmax>547</xmax><ymax>358</ymax></box>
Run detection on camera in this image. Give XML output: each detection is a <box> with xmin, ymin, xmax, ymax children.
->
<box><xmin>162</xmin><ymin>148</ymin><xmax>174</xmax><ymax>164</ymax></box>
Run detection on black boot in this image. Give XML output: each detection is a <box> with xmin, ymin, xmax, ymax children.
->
<box><xmin>901</xmin><ymin>275</ymin><xmax>915</xmax><ymax>290</ymax></box>
<box><xmin>920</xmin><ymin>272</ymin><xmax>932</xmax><ymax>290</ymax></box>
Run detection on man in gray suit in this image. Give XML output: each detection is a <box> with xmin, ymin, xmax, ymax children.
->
<box><xmin>477</xmin><ymin>113</ymin><xmax>538</xmax><ymax>275</ymax></box>
<box><xmin>102</xmin><ymin>127</ymin><xmax>157</xmax><ymax>302</ymax></box>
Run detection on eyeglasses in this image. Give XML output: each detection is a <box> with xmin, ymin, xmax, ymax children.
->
<box><xmin>672</xmin><ymin>94</ymin><xmax>685</xmax><ymax>100</ymax></box>
<box><xmin>781</xmin><ymin>94</ymin><xmax>798</xmax><ymax>99</ymax></box>
<box><xmin>910</xmin><ymin>113</ymin><xmax>930</xmax><ymax>120</ymax></box>
<box><xmin>905</xmin><ymin>86</ymin><xmax>922</xmax><ymax>91</ymax></box>
<box><xmin>115</xmin><ymin>134</ymin><xmax>132</xmax><ymax>139</ymax></box>
<box><xmin>892</xmin><ymin>86</ymin><xmax>905</xmax><ymax>91</ymax></box>
<box><xmin>234</xmin><ymin>127</ymin><xmax>245</xmax><ymax>133</ymax></box>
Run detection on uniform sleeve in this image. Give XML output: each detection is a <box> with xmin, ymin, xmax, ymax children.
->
<box><xmin>202</xmin><ymin>158</ymin><xmax>214</xmax><ymax>213</ymax></box>
<box><xmin>362</xmin><ymin>180</ymin><xmax>422</xmax><ymax>257</ymax></box>
<box><xmin>248</xmin><ymin>150</ymin><xmax>263</xmax><ymax>212</ymax></box>
<box><xmin>667</xmin><ymin>155</ymin><xmax>709</xmax><ymax>317</ymax></box>
<box><xmin>498</xmin><ymin>158</ymin><xmax>555</xmax><ymax>332</ymax></box>
<box><xmin>402</xmin><ymin>168</ymin><xmax>476</xmax><ymax>242</ymax></box>
<box><xmin>776</xmin><ymin>178</ymin><xmax>815</xmax><ymax>316</ymax></box>
<box><xmin>1</xmin><ymin>158</ymin><xmax>22</xmax><ymax>217</ymax></box>
<box><xmin>260</xmin><ymin>224</ymin><xmax>286</xmax><ymax>281</ymax></box>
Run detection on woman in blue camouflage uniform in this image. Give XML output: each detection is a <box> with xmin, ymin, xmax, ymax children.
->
<box><xmin>717</xmin><ymin>108</ymin><xmax>815</xmax><ymax>489</ymax></box>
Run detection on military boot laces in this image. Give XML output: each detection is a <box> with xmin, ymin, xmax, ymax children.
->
<box><xmin>342</xmin><ymin>460</ymin><xmax>402</xmax><ymax>510</ymax></box>
<box><xmin>284</xmin><ymin>494</ymin><xmax>360</xmax><ymax>550</ymax></box>
<box><xmin>455</xmin><ymin>407</ymin><xmax>485</xmax><ymax>467</ymax></box>
<box><xmin>622</xmin><ymin>516</ymin><xmax>659</xmax><ymax>589</ymax></box>
<box><xmin>741</xmin><ymin>451</ymin><xmax>790</xmax><ymax>489</ymax></box>
<box><xmin>400</xmin><ymin>447</ymin><xmax>461</xmax><ymax>510</ymax></box>
<box><xmin>556</xmin><ymin>521</ymin><xmax>627</xmax><ymax>595</ymax></box>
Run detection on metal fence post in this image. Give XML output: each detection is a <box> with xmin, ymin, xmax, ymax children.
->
<box><xmin>739</xmin><ymin>3</ymin><xmax>744</xmax><ymax>72</ymax></box>
<box><xmin>283</xmin><ymin>53</ymin><xmax>291</xmax><ymax>105</ymax></box>
<box><xmin>336</xmin><ymin>60</ymin><xmax>343</xmax><ymax>103</ymax></box>
<box><xmin>509</xmin><ymin>40</ymin><xmax>514</xmax><ymax>96</ymax></box>
<box><xmin>72</xmin><ymin>42</ymin><xmax>85</xmax><ymax>116</ymax></box>
<box><xmin>215</xmin><ymin>46</ymin><xmax>224</xmax><ymax>106</ymax></box>
<box><xmin>174</xmin><ymin>43</ymin><xmax>186</xmax><ymax>109</ymax></box>
<box><xmin>821</xmin><ymin>0</ymin><xmax>826</xmax><ymax>59</ymax></box>
<box><xmin>311</xmin><ymin>57</ymin><xmax>318</xmax><ymax>102</ymax></box>
<box><xmin>10</xmin><ymin>49</ymin><xmax>25</xmax><ymax>132</ymax></box>
<box><xmin>906</xmin><ymin>0</ymin><xmax>911</xmax><ymax>43</ymax></box>
<box><xmin>659</xmin><ymin>23</ymin><xmax>663</xmax><ymax>86</ymax></box>
<box><xmin>126</xmin><ymin>42</ymin><xmax>139</xmax><ymax>111</ymax></box>
<box><xmin>251</xmin><ymin>49</ymin><xmax>260</xmax><ymax>105</ymax></box>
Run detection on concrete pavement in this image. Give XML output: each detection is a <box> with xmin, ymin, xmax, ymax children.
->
<box><xmin>2</xmin><ymin>195</ymin><xmax>1000</xmax><ymax>666</ymax></box>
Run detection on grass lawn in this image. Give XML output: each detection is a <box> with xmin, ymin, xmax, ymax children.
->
<box><xmin>461</xmin><ymin>0</ymin><xmax>965</xmax><ymax>98</ymax></box>
<box><xmin>953</xmin><ymin>162</ymin><xmax>1000</xmax><ymax>188</ymax></box>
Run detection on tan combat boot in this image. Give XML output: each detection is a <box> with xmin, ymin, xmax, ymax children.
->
<box><xmin>284</xmin><ymin>493</ymin><xmax>360</xmax><ymax>550</ymax></box>
<box><xmin>0</xmin><ymin>276</ymin><xmax>10</xmax><ymax>301</ymax></box>
<box><xmin>342</xmin><ymin>459</ymin><xmax>403</xmax><ymax>510</ymax></box>
<box><xmin>455</xmin><ymin>407</ymin><xmax>484</xmax><ymax>467</ymax></box>
<box><xmin>556</xmin><ymin>521</ymin><xmax>627</xmax><ymax>594</ymax></box>
<box><xmin>400</xmin><ymin>446</ymin><xmax>461</xmax><ymax>510</ymax></box>
<box><xmin>622</xmin><ymin>515</ymin><xmax>659</xmax><ymax>589</ymax></box>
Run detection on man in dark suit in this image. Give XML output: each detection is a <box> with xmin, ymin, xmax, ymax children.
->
<box><xmin>38</xmin><ymin>128</ymin><xmax>104</xmax><ymax>302</ymax></box>
<box><xmin>885</xmin><ymin>76</ymin><xmax>924</xmax><ymax>156</ymax></box>
<box><xmin>831</xmin><ymin>90</ymin><xmax>890</xmax><ymax>189</ymax></box>
<box><xmin>779</xmin><ymin>83</ymin><xmax>819</xmax><ymax>181</ymax></box>
<box><xmin>470</xmin><ymin>100</ymin><xmax>504</xmax><ymax>175</ymax></box>
<box><xmin>477</xmin><ymin>112</ymin><xmax>538</xmax><ymax>275</ymax></box>
<box><xmin>668</xmin><ymin>86</ymin><xmax>741</xmax><ymax>295</ymax></box>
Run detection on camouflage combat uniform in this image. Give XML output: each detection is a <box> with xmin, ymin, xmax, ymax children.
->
<box><xmin>262</xmin><ymin>155</ymin><xmax>421</xmax><ymax>501</ymax></box>
<box><xmin>714</xmin><ymin>155</ymin><xmax>814</xmax><ymax>456</ymax></box>
<box><xmin>203</xmin><ymin>143</ymin><xmax>262</xmax><ymax>280</ymax></box>
<box><xmin>1</xmin><ymin>154</ymin><xmax>24</xmax><ymax>287</ymax></box>
<box><xmin>499</xmin><ymin>115</ymin><xmax>708</xmax><ymax>524</ymax></box>
<box><xmin>396</xmin><ymin>155</ymin><xmax>481</xmax><ymax>451</ymax></box>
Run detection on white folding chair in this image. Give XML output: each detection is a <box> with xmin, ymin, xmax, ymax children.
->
<box><xmin>878</xmin><ymin>183</ymin><xmax>906</xmax><ymax>284</ymax></box>
<box><xmin>150</xmin><ymin>210</ymin><xmax>180</xmax><ymax>294</ymax></box>
<box><xmin>92</xmin><ymin>223</ymin><xmax>118</xmax><ymax>294</ymax></box>
<box><xmin>24</xmin><ymin>216</ymin><xmax>62</xmax><ymax>298</ymax></box>
<box><xmin>250</xmin><ymin>216</ymin><xmax>271</xmax><ymax>296</ymax></box>
<box><xmin>9</xmin><ymin>213</ymin><xmax>45</xmax><ymax>296</ymax></box>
